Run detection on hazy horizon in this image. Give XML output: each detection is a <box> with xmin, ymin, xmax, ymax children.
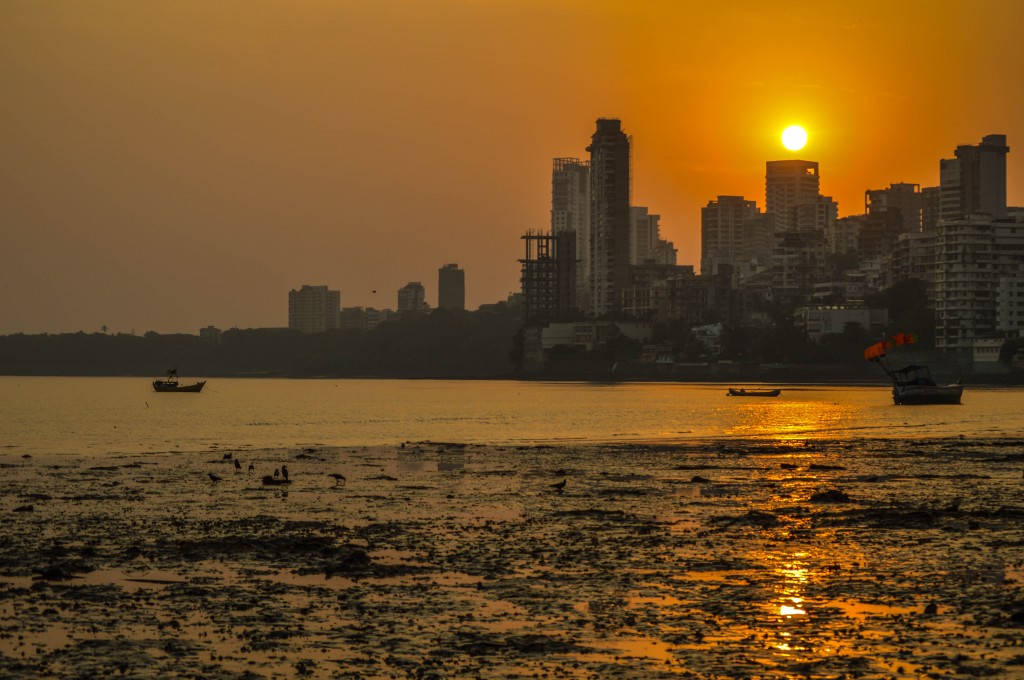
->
<box><xmin>3</xmin><ymin>0</ymin><xmax>1023</xmax><ymax>335</ymax></box>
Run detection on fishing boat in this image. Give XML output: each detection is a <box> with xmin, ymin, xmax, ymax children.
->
<box><xmin>887</xmin><ymin>365</ymin><xmax>963</xmax><ymax>405</ymax></box>
<box><xmin>727</xmin><ymin>388</ymin><xmax>781</xmax><ymax>397</ymax></box>
<box><xmin>152</xmin><ymin>368</ymin><xmax>206</xmax><ymax>393</ymax></box>
<box><xmin>864</xmin><ymin>333</ymin><xmax>963</xmax><ymax>405</ymax></box>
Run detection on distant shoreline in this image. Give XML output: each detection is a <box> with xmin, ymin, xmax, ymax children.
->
<box><xmin>2</xmin><ymin>372</ymin><xmax>1023</xmax><ymax>386</ymax></box>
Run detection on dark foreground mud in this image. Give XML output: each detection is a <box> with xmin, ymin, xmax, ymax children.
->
<box><xmin>2</xmin><ymin>438</ymin><xmax>1024</xmax><ymax>678</ymax></box>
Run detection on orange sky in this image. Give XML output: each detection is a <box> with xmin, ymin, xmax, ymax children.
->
<box><xmin>2</xmin><ymin>0</ymin><xmax>1022</xmax><ymax>333</ymax></box>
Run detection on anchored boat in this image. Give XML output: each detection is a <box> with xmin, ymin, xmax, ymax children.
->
<box><xmin>727</xmin><ymin>388</ymin><xmax>781</xmax><ymax>397</ymax></box>
<box><xmin>152</xmin><ymin>368</ymin><xmax>206</xmax><ymax>393</ymax></box>
<box><xmin>864</xmin><ymin>333</ymin><xmax>962</xmax><ymax>405</ymax></box>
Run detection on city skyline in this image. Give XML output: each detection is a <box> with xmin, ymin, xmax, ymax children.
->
<box><xmin>2</xmin><ymin>1</ymin><xmax>1023</xmax><ymax>334</ymax></box>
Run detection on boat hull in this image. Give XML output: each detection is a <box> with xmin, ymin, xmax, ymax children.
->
<box><xmin>153</xmin><ymin>380</ymin><xmax>206</xmax><ymax>393</ymax></box>
<box><xmin>892</xmin><ymin>384</ymin><xmax>962</xmax><ymax>405</ymax></box>
<box><xmin>727</xmin><ymin>388</ymin><xmax>781</xmax><ymax>397</ymax></box>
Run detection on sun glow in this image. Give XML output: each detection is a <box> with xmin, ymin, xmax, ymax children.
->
<box><xmin>781</xmin><ymin>125</ymin><xmax>808</xmax><ymax>151</ymax></box>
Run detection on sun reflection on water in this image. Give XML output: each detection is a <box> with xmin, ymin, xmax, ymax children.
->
<box><xmin>723</xmin><ymin>397</ymin><xmax>854</xmax><ymax>441</ymax></box>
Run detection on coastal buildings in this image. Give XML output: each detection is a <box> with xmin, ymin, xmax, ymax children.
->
<box><xmin>700</xmin><ymin>196</ymin><xmax>773</xmax><ymax>284</ymax></box>
<box><xmin>438</xmin><ymin>264</ymin><xmax>465</xmax><ymax>311</ymax></box>
<box><xmin>765</xmin><ymin>160</ymin><xmax>836</xmax><ymax>233</ymax></box>
<box><xmin>939</xmin><ymin>134</ymin><xmax>1010</xmax><ymax>222</ymax></box>
<box><xmin>587</xmin><ymin>119</ymin><xmax>632</xmax><ymax>316</ymax></box>
<box><xmin>630</xmin><ymin>207</ymin><xmax>677</xmax><ymax>266</ymax></box>
<box><xmin>397</xmin><ymin>282</ymin><xmax>429</xmax><ymax>315</ymax></box>
<box><xmin>552</xmin><ymin>158</ymin><xmax>591</xmax><ymax>309</ymax></box>
<box><xmin>931</xmin><ymin>135</ymin><xmax>1017</xmax><ymax>353</ymax></box>
<box><xmin>288</xmin><ymin>285</ymin><xmax>341</xmax><ymax>334</ymax></box>
<box><xmin>934</xmin><ymin>214</ymin><xmax>1024</xmax><ymax>352</ymax></box>
<box><xmin>519</xmin><ymin>230</ymin><xmax>576</xmax><ymax>320</ymax></box>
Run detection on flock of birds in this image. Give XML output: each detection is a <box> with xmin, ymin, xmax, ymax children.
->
<box><xmin>207</xmin><ymin>452</ymin><xmax>346</xmax><ymax>487</ymax></box>
<box><xmin>206</xmin><ymin>449</ymin><xmax>569</xmax><ymax>493</ymax></box>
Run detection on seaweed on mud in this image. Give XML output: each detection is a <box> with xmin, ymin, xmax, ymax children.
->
<box><xmin>171</xmin><ymin>534</ymin><xmax>338</xmax><ymax>562</ymax></box>
<box><xmin>810</xmin><ymin>488</ymin><xmax>852</xmax><ymax>503</ymax></box>
<box><xmin>453</xmin><ymin>630</ymin><xmax>594</xmax><ymax>656</ymax></box>
<box><xmin>711</xmin><ymin>509</ymin><xmax>782</xmax><ymax>528</ymax></box>
<box><xmin>551</xmin><ymin>508</ymin><xmax>633</xmax><ymax>520</ymax></box>
<box><xmin>596</xmin><ymin>487</ymin><xmax>651</xmax><ymax>497</ymax></box>
<box><xmin>32</xmin><ymin>560</ymin><xmax>95</xmax><ymax>581</ymax></box>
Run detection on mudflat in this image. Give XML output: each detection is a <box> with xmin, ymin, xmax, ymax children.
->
<box><xmin>2</xmin><ymin>439</ymin><xmax>1024</xmax><ymax>678</ymax></box>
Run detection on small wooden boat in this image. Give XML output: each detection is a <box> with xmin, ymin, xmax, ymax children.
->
<box><xmin>152</xmin><ymin>368</ymin><xmax>206</xmax><ymax>393</ymax></box>
<box><xmin>727</xmin><ymin>388</ymin><xmax>781</xmax><ymax>397</ymax></box>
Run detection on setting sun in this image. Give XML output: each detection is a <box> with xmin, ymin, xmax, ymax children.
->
<box><xmin>781</xmin><ymin>125</ymin><xmax>808</xmax><ymax>151</ymax></box>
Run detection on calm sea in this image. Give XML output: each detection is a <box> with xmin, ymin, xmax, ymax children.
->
<box><xmin>1</xmin><ymin>376</ymin><xmax>1022</xmax><ymax>456</ymax></box>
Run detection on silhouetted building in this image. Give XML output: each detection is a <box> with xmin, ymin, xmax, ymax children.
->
<box><xmin>859</xmin><ymin>210</ymin><xmax>903</xmax><ymax>261</ymax></box>
<box><xmin>588</xmin><ymin>119</ymin><xmax>631</xmax><ymax>315</ymax></box>
<box><xmin>766</xmin><ymin>160</ymin><xmax>836</xmax><ymax>232</ymax></box>
<box><xmin>288</xmin><ymin>285</ymin><xmax>341</xmax><ymax>333</ymax></box>
<box><xmin>886</xmin><ymin>231</ymin><xmax>936</xmax><ymax>299</ymax></box>
<box><xmin>866</xmin><ymin>182</ymin><xmax>922</xmax><ymax>234</ymax></box>
<box><xmin>921</xmin><ymin>186</ymin><xmax>941</xmax><ymax>232</ymax></box>
<box><xmin>772</xmin><ymin>231</ymin><xmax>827</xmax><ymax>304</ymax></box>
<box><xmin>765</xmin><ymin>159</ymin><xmax>836</xmax><ymax>305</ymax></box>
<box><xmin>935</xmin><ymin>213</ymin><xmax>1024</xmax><ymax>352</ymax></box>
<box><xmin>397</xmin><ymin>282</ymin><xmax>428</xmax><ymax>314</ymax></box>
<box><xmin>366</xmin><ymin>307</ymin><xmax>393</xmax><ymax>328</ymax></box>
<box><xmin>520</xmin><ymin>230</ymin><xmax>576</xmax><ymax>320</ymax></box>
<box><xmin>939</xmin><ymin>134</ymin><xmax>1009</xmax><ymax>222</ymax></box>
<box><xmin>552</xmin><ymin>158</ymin><xmax>590</xmax><ymax>310</ymax></box>
<box><xmin>629</xmin><ymin>207</ymin><xmax>676</xmax><ymax>266</ymax></box>
<box><xmin>701</xmin><ymin>196</ymin><xmax>763</xmax><ymax>278</ymax></box>
<box><xmin>438</xmin><ymin>264</ymin><xmax>465</xmax><ymax>311</ymax></box>
<box><xmin>199</xmin><ymin>325</ymin><xmax>222</xmax><ymax>341</ymax></box>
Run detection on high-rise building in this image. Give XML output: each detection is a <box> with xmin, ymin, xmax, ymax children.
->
<box><xmin>939</xmin><ymin>134</ymin><xmax>1009</xmax><ymax>222</ymax></box>
<box><xmin>437</xmin><ymin>264</ymin><xmax>465</xmax><ymax>311</ymax></box>
<box><xmin>826</xmin><ymin>215</ymin><xmax>861</xmax><ymax>256</ymax></box>
<box><xmin>630</xmin><ymin>205</ymin><xmax>663</xmax><ymax>264</ymax></box>
<box><xmin>921</xmin><ymin>186</ymin><xmax>941</xmax><ymax>232</ymax></box>
<box><xmin>866</xmin><ymin>183</ymin><xmax>922</xmax><ymax>234</ymax></box>
<box><xmin>551</xmin><ymin>158</ymin><xmax>591</xmax><ymax>310</ymax></box>
<box><xmin>701</xmin><ymin>196</ymin><xmax>760</xmax><ymax>275</ymax></box>
<box><xmin>763</xmin><ymin>159</ymin><xmax>837</xmax><ymax>304</ymax></box>
<box><xmin>397</xmin><ymin>282</ymin><xmax>428</xmax><ymax>314</ymax></box>
<box><xmin>934</xmin><ymin>214</ymin><xmax>1024</xmax><ymax>352</ymax></box>
<box><xmin>288</xmin><ymin>285</ymin><xmax>341</xmax><ymax>333</ymax></box>
<box><xmin>765</xmin><ymin>160</ymin><xmax>830</xmax><ymax>232</ymax></box>
<box><xmin>587</xmin><ymin>119</ymin><xmax>631</xmax><ymax>316</ymax></box>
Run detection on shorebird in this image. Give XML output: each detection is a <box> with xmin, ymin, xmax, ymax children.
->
<box><xmin>248</xmin><ymin>463</ymin><xmax>255</xmax><ymax>475</ymax></box>
<box><xmin>328</xmin><ymin>473</ymin><xmax>347</xmax><ymax>486</ymax></box>
<box><xmin>274</xmin><ymin>468</ymin><xmax>280</xmax><ymax>479</ymax></box>
<box><xmin>281</xmin><ymin>465</ymin><xmax>289</xmax><ymax>481</ymax></box>
<box><xmin>234</xmin><ymin>459</ymin><xmax>242</xmax><ymax>472</ymax></box>
<box><xmin>550</xmin><ymin>479</ymin><xmax>566</xmax><ymax>493</ymax></box>
<box><xmin>208</xmin><ymin>472</ymin><xmax>223</xmax><ymax>484</ymax></box>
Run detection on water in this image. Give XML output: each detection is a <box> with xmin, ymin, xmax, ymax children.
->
<box><xmin>2</xmin><ymin>376</ymin><xmax>1022</xmax><ymax>456</ymax></box>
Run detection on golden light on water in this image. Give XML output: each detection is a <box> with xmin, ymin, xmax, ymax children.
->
<box><xmin>723</xmin><ymin>398</ymin><xmax>851</xmax><ymax>441</ymax></box>
<box><xmin>781</xmin><ymin>125</ymin><xmax>808</xmax><ymax>151</ymax></box>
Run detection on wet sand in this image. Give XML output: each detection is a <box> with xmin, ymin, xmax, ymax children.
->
<box><xmin>2</xmin><ymin>438</ymin><xmax>1024</xmax><ymax>678</ymax></box>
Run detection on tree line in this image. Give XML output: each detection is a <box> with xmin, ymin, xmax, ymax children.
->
<box><xmin>0</xmin><ymin>307</ymin><xmax>522</xmax><ymax>379</ymax></box>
